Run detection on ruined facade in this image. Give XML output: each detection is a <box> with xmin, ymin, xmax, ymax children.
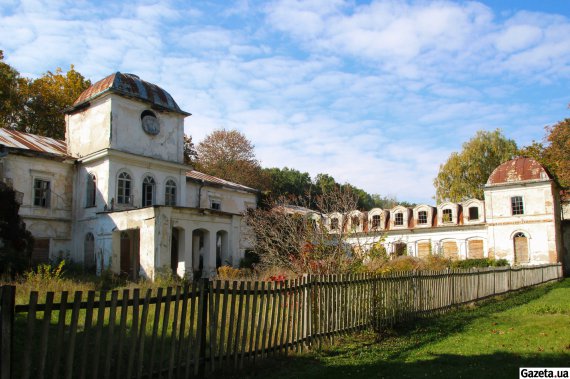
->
<box><xmin>0</xmin><ymin>73</ymin><xmax>257</xmax><ymax>280</ymax></box>
<box><xmin>326</xmin><ymin>157</ymin><xmax>568</xmax><ymax>269</ymax></box>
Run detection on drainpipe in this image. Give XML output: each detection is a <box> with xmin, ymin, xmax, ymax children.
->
<box><xmin>197</xmin><ymin>179</ymin><xmax>205</xmax><ymax>208</ymax></box>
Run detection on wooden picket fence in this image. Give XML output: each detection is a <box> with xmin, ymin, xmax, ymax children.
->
<box><xmin>0</xmin><ymin>263</ymin><xmax>562</xmax><ymax>379</ymax></box>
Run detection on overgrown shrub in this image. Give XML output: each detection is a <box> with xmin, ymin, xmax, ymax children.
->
<box><xmin>450</xmin><ymin>258</ymin><xmax>510</xmax><ymax>269</ymax></box>
<box><xmin>0</xmin><ymin>182</ymin><xmax>33</xmax><ymax>277</ymax></box>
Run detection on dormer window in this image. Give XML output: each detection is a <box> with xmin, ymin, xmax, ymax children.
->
<box><xmin>394</xmin><ymin>212</ymin><xmax>403</xmax><ymax>226</ymax></box>
<box><xmin>468</xmin><ymin>206</ymin><xmax>479</xmax><ymax>220</ymax></box>
<box><xmin>330</xmin><ymin>218</ymin><xmax>339</xmax><ymax>230</ymax></box>
<box><xmin>372</xmin><ymin>215</ymin><xmax>381</xmax><ymax>228</ymax></box>
<box><xmin>351</xmin><ymin>216</ymin><xmax>360</xmax><ymax>227</ymax></box>
<box><xmin>442</xmin><ymin>209</ymin><xmax>452</xmax><ymax>223</ymax></box>
<box><xmin>418</xmin><ymin>211</ymin><xmax>427</xmax><ymax>224</ymax></box>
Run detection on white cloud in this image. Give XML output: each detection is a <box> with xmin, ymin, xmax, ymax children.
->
<box><xmin>2</xmin><ymin>0</ymin><xmax>570</xmax><ymax>204</ymax></box>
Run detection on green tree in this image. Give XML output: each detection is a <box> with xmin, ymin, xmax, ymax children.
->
<box><xmin>195</xmin><ymin>128</ymin><xmax>265</xmax><ymax>189</ymax></box>
<box><xmin>20</xmin><ymin>66</ymin><xmax>91</xmax><ymax>139</ymax></box>
<box><xmin>520</xmin><ymin>119</ymin><xmax>570</xmax><ymax>187</ymax></box>
<box><xmin>0</xmin><ymin>50</ymin><xmax>27</xmax><ymax>129</ymax></box>
<box><xmin>263</xmin><ymin>167</ymin><xmax>312</xmax><ymax>198</ymax></box>
<box><xmin>434</xmin><ymin>129</ymin><xmax>518</xmax><ymax>203</ymax></box>
<box><xmin>183</xmin><ymin>134</ymin><xmax>198</xmax><ymax>165</ymax></box>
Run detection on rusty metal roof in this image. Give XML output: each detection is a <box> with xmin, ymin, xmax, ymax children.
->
<box><xmin>486</xmin><ymin>157</ymin><xmax>551</xmax><ymax>186</ymax></box>
<box><xmin>186</xmin><ymin>170</ymin><xmax>258</xmax><ymax>193</ymax></box>
<box><xmin>71</xmin><ymin>72</ymin><xmax>190</xmax><ymax>116</ymax></box>
<box><xmin>0</xmin><ymin>128</ymin><xmax>67</xmax><ymax>156</ymax></box>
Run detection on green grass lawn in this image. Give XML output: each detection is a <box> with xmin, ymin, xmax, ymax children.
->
<box><xmin>220</xmin><ymin>279</ymin><xmax>570</xmax><ymax>379</ymax></box>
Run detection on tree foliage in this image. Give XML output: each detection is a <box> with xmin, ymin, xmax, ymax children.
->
<box><xmin>0</xmin><ymin>50</ymin><xmax>27</xmax><ymax>130</ymax></box>
<box><xmin>0</xmin><ymin>182</ymin><xmax>34</xmax><ymax>277</ymax></box>
<box><xmin>195</xmin><ymin>128</ymin><xmax>265</xmax><ymax>189</ymax></box>
<box><xmin>519</xmin><ymin>119</ymin><xmax>570</xmax><ymax>188</ymax></box>
<box><xmin>434</xmin><ymin>129</ymin><xmax>518</xmax><ymax>203</ymax></box>
<box><xmin>0</xmin><ymin>52</ymin><xmax>91</xmax><ymax>139</ymax></box>
<box><xmin>245</xmin><ymin>185</ymin><xmax>361</xmax><ymax>275</ymax></box>
<box><xmin>263</xmin><ymin>167</ymin><xmax>312</xmax><ymax>198</ymax></box>
<box><xmin>183</xmin><ymin>134</ymin><xmax>198</xmax><ymax>165</ymax></box>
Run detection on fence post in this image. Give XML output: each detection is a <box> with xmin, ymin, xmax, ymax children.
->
<box><xmin>1</xmin><ymin>285</ymin><xmax>15</xmax><ymax>379</ymax></box>
<box><xmin>197</xmin><ymin>278</ymin><xmax>210</xmax><ymax>378</ymax></box>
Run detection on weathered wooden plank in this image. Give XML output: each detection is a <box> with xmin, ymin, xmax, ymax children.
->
<box><xmin>103</xmin><ymin>291</ymin><xmax>118</xmax><ymax>379</ymax></box>
<box><xmin>114</xmin><ymin>290</ymin><xmax>128</xmax><ymax>379</ymax></box>
<box><xmin>64</xmin><ymin>291</ymin><xmax>82</xmax><ymax>379</ymax></box>
<box><xmin>147</xmin><ymin>288</ymin><xmax>163</xmax><ymax>378</ymax></box>
<box><xmin>167</xmin><ymin>287</ymin><xmax>182</xmax><ymax>379</ymax></box>
<box><xmin>51</xmin><ymin>291</ymin><xmax>69</xmax><ymax>379</ymax></box>
<box><xmin>21</xmin><ymin>291</ymin><xmax>38</xmax><ymax>379</ymax></box>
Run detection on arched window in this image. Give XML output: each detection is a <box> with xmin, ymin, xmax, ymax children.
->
<box><xmin>394</xmin><ymin>212</ymin><xmax>404</xmax><ymax>226</ymax></box>
<box><xmin>371</xmin><ymin>215</ymin><xmax>381</xmax><ymax>229</ymax></box>
<box><xmin>117</xmin><ymin>172</ymin><xmax>132</xmax><ymax>204</ymax></box>
<box><xmin>442</xmin><ymin>209</ymin><xmax>452</xmax><ymax>223</ymax></box>
<box><xmin>418</xmin><ymin>211</ymin><xmax>427</xmax><ymax>224</ymax></box>
<box><xmin>142</xmin><ymin>176</ymin><xmax>156</xmax><ymax>206</ymax></box>
<box><xmin>86</xmin><ymin>173</ymin><xmax>96</xmax><ymax>207</ymax></box>
<box><xmin>165</xmin><ymin>179</ymin><xmax>177</xmax><ymax>206</ymax></box>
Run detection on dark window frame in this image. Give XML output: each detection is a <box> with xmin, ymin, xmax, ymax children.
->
<box><xmin>33</xmin><ymin>178</ymin><xmax>51</xmax><ymax>208</ymax></box>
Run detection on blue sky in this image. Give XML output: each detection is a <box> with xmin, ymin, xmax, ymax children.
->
<box><xmin>1</xmin><ymin>0</ymin><xmax>570</xmax><ymax>204</ymax></box>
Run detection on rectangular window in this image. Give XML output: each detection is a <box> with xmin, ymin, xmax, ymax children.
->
<box><xmin>33</xmin><ymin>179</ymin><xmax>51</xmax><ymax>207</ymax></box>
<box><xmin>211</xmin><ymin>200</ymin><xmax>221</xmax><ymax>210</ymax></box>
<box><xmin>371</xmin><ymin>215</ymin><xmax>381</xmax><ymax>228</ymax></box>
<box><xmin>418</xmin><ymin>211</ymin><xmax>427</xmax><ymax>224</ymax></box>
<box><xmin>442</xmin><ymin>209</ymin><xmax>452</xmax><ymax>223</ymax></box>
<box><xmin>468</xmin><ymin>206</ymin><xmax>479</xmax><ymax>220</ymax></box>
<box><xmin>511</xmin><ymin>196</ymin><xmax>524</xmax><ymax>215</ymax></box>
<box><xmin>394</xmin><ymin>212</ymin><xmax>403</xmax><ymax>226</ymax></box>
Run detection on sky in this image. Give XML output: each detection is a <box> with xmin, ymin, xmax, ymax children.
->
<box><xmin>1</xmin><ymin>0</ymin><xmax>570</xmax><ymax>204</ymax></box>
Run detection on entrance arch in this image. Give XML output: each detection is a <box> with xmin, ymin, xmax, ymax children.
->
<box><xmin>216</xmin><ymin>230</ymin><xmax>230</xmax><ymax>268</ymax></box>
<box><xmin>513</xmin><ymin>232</ymin><xmax>529</xmax><ymax>265</ymax></box>
<box><xmin>192</xmin><ymin>229</ymin><xmax>210</xmax><ymax>278</ymax></box>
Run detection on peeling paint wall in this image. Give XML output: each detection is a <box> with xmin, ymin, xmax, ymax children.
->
<box><xmin>2</xmin><ymin>153</ymin><xmax>73</xmax><ymax>259</ymax></box>
<box><xmin>110</xmin><ymin>96</ymin><xmax>185</xmax><ymax>164</ymax></box>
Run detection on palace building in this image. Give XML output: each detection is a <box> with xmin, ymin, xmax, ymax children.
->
<box><xmin>1</xmin><ymin>73</ymin><xmax>568</xmax><ymax>278</ymax></box>
<box><xmin>328</xmin><ymin>157</ymin><xmax>568</xmax><ymax>270</ymax></box>
<box><xmin>0</xmin><ymin>72</ymin><xmax>257</xmax><ymax>280</ymax></box>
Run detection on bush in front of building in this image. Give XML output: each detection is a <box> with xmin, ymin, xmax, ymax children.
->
<box><xmin>0</xmin><ymin>182</ymin><xmax>34</xmax><ymax>277</ymax></box>
<box><xmin>450</xmin><ymin>258</ymin><xmax>509</xmax><ymax>269</ymax></box>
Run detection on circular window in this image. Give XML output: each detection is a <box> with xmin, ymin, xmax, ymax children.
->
<box><xmin>141</xmin><ymin>110</ymin><xmax>160</xmax><ymax>135</ymax></box>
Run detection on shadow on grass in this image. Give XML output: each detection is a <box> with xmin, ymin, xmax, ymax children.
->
<box><xmin>224</xmin><ymin>351</ymin><xmax>570</xmax><ymax>379</ymax></box>
<box><xmin>210</xmin><ymin>279</ymin><xmax>570</xmax><ymax>379</ymax></box>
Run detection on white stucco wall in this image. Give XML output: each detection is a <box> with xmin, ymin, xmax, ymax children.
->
<box><xmin>2</xmin><ymin>153</ymin><xmax>74</xmax><ymax>259</ymax></box>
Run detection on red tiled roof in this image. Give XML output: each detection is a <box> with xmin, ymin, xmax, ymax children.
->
<box><xmin>71</xmin><ymin>72</ymin><xmax>190</xmax><ymax>116</ymax></box>
<box><xmin>0</xmin><ymin>128</ymin><xmax>67</xmax><ymax>156</ymax></box>
<box><xmin>487</xmin><ymin>157</ymin><xmax>551</xmax><ymax>185</ymax></box>
<box><xmin>186</xmin><ymin>170</ymin><xmax>258</xmax><ymax>193</ymax></box>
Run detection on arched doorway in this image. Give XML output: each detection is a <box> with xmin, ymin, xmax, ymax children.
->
<box><xmin>216</xmin><ymin>230</ymin><xmax>229</xmax><ymax>268</ymax></box>
<box><xmin>84</xmin><ymin>232</ymin><xmax>96</xmax><ymax>273</ymax></box>
<box><xmin>394</xmin><ymin>242</ymin><xmax>406</xmax><ymax>257</ymax></box>
<box><xmin>171</xmin><ymin>228</ymin><xmax>179</xmax><ymax>274</ymax></box>
<box><xmin>120</xmin><ymin>230</ymin><xmax>140</xmax><ymax>280</ymax></box>
<box><xmin>192</xmin><ymin>229</ymin><xmax>210</xmax><ymax>278</ymax></box>
<box><xmin>513</xmin><ymin>232</ymin><xmax>529</xmax><ymax>265</ymax></box>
